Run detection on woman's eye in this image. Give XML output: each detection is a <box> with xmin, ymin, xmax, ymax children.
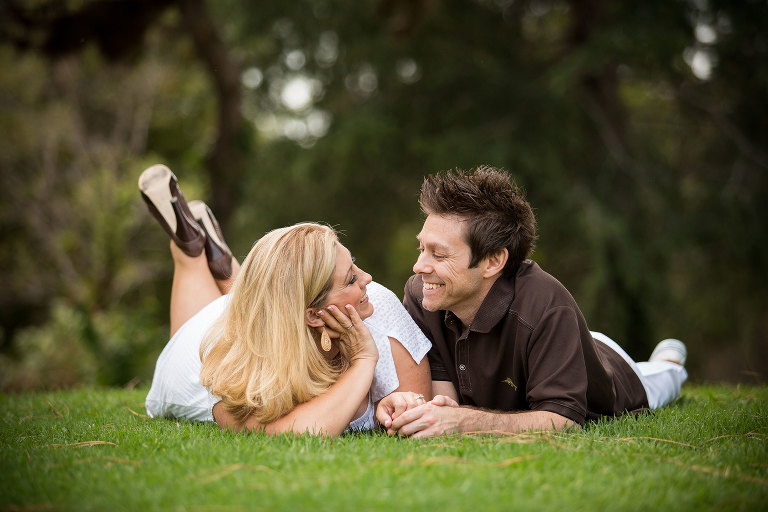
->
<box><xmin>349</xmin><ymin>274</ymin><xmax>358</xmax><ymax>285</ymax></box>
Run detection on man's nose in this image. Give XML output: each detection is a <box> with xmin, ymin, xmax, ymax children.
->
<box><xmin>413</xmin><ymin>253</ymin><xmax>430</xmax><ymax>274</ymax></box>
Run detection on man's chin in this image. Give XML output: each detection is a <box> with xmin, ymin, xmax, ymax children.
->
<box><xmin>421</xmin><ymin>298</ymin><xmax>442</xmax><ymax>312</ymax></box>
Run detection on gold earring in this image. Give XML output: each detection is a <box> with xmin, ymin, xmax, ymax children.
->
<box><xmin>320</xmin><ymin>327</ymin><xmax>332</xmax><ymax>352</ymax></box>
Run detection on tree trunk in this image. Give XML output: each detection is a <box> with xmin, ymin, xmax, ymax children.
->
<box><xmin>179</xmin><ymin>0</ymin><xmax>246</xmax><ymax>229</ymax></box>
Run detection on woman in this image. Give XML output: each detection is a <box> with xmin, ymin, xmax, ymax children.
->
<box><xmin>140</xmin><ymin>165</ymin><xmax>431</xmax><ymax>435</ymax></box>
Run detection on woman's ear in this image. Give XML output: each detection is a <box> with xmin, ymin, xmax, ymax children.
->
<box><xmin>482</xmin><ymin>248</ymin><xmax>508</xmax><ymax>278</ymax></box>
<box><xmin>305</xmin><ymin>308</ymin><xmax>325</xmax><ymax>328</ymax></box>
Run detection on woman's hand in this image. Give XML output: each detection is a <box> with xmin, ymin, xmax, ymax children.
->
<box><xmin>375</xmin><ymin>391</ymin><xmax>427</xmax><ymax>430</ymax></box>
<box><xmin>318</xmin><ymin>304</ymin><xmax>378</xmax><ymax>364</ymax></box>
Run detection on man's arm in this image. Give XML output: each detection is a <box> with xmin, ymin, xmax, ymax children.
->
<box><xmin>389</xmin><ymin>402</ymin><xmax>576</xmax><ymax>438</ymax></box>
<box><xmin>431</xmin><ymin>380</ymin><xmax>458</xmax><ymax>402</ymax></box>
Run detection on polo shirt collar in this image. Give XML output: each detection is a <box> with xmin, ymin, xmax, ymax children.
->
<box><xmin>444</xmin><ymin>273</ymin><xmax>517</xmax><ymax>334</ymax></box>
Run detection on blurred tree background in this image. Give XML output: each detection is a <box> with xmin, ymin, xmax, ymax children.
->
<box><xmin>0</xmin><ymin>0</ymin><xmax>765</xmax><ymax>390</ymax></box>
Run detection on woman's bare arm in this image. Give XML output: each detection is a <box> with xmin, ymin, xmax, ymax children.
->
<box><xmin>214</xmin><ymin>303</ymin><xmax>378</xmax><ymax>437</ymax></box>
<box><xmin>213</xmin><ymin>357</ymin><xmax>376</xmax><ymax>436</ymax></box>
<box><xmin>389</xmin><ymin>337</ymin><xmax>431</xmax><ymax>397</ymax></box>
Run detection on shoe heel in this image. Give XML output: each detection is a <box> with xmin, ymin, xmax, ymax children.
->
<box><xmin>138</xmin><ymin>164</ymin><xmax>206</xmax><ymax>257</ymax></box>
<box><xmin>189</xmin><ymin>200</ymin><xmax>233</xmax><ymax>280</ymax></box>
<box><xmin>139</xmin><ymin>164</ymin><xmax>177</xmax><ymax>235</ymax></box>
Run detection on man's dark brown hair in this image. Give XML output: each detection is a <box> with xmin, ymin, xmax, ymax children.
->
<box><xmin>419</xmin><ymin>166</ymin><xmax>537</xmax><ymax>275</ymax></box>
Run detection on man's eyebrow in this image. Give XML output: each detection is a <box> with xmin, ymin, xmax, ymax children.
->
<box><xmin>420</xmin><ymin>239</ymin><xmax>452</xmax><ymax>253</ymax></box>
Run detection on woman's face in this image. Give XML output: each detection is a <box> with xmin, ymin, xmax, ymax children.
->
<box><xmin>323</xmin><ymin>243</ymin><xmax>374</xmax><ymax>320</ymax></box>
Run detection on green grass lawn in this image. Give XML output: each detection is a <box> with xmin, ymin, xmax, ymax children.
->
<box><xmin>1</xmin><ymin>384</ymin><xmax>766</xmax><ymax>512</ymax></box>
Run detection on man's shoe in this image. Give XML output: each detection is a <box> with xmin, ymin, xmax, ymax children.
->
<box><xmin>188</xmin><ymin>200</ymin><xmax>233</xmax><ymax>280</ymax></box>
<box><xmin>138</xmin><ymin>164</ymin><xmax>205</xmax><ymax>257</ymax></box>
<box><xmin>649</xmin><ymin>339</ymin><xmax>687</xmax><ymax>366</ymax></box>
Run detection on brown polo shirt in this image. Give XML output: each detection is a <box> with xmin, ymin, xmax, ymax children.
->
<box><xmin>403</xmin><ymin>260</ymin><xmax>649</xmax><ymax>425</ymax></box>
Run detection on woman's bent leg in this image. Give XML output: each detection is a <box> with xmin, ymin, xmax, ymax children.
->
<box><xmin>170</xmin><ymin>241</ymin><xmax>223</xmax><ymax>337</ymax></box>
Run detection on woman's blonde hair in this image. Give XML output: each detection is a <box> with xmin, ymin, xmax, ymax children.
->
<box><xmin>199</xmin><ymin>223</ymin><xmax>344</xmax><ymax>424</ymax></box>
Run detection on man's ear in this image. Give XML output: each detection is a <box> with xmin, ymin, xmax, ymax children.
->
<box><xmin>305</xmin><ymin>308</ymin><xmax>325</xmax><ymax>328</ymax></box>
<box><xmin>482</xmin><ymin>248</ymin><xmax>508</xmax><ymax>278</ymax></box>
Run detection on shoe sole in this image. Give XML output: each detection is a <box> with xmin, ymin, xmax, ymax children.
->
<box><xmin>138</xmin><ymin>164</ymin><xmax>177</xmax><ymax>234</ymax></box>
<box><xmin>649</xmin><ymin>339</ymin><xmax>687</xmax><ymax>366</ymax></box>
<box><xmin>189</xmin><ymin>200</ymin><xmax>230</xmax><ymax>253</ymax></box>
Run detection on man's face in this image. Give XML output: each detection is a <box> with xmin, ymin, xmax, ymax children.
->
<box><xmin>414</xmin><ymin>214</ymin><xmax>488</xmax><ymax>323</ymax></box>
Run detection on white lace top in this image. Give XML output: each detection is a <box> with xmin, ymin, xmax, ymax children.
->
<box><xmin>145</xmin><ymin>281</ymin><xmax>431</xmax><ymax>431</ymax></box>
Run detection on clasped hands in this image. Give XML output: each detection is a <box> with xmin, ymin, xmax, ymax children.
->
<box><xmin>375</xmin><ymin>392</ymin><xmax>461</xmax><ymax>438</ymax></box>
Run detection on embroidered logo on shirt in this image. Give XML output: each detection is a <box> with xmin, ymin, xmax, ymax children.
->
<box><xmin>502</xmin><ymin>377</ymin><xmax>517</xmax><ymax>390</ymax></box>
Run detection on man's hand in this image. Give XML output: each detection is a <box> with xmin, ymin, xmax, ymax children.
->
<box><xmin>385</xmin><ymin>395</ymin><xmax>575</xmax><ymax>438</ymax></box>
<box><xmin>383</xmin><ymin>394</ymin><xmax>461</xmax><ymax>438</ymax></box>
<box><xmin>427</xmin><ymin>394</ymin><xmax>459</xmax><ymax>407</ymax></box>
<box><xmin>376</xmin><ymin>391</ymin><xmax>428</xmax><ymax>429</ymax></box>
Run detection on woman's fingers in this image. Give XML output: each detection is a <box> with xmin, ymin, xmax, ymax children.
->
<box><xmin>322</xmin><ymin>305</ymin><xmax>353</xmax><ymax>329</ymax></box>
<box><xmin>316</xmin><ymin>307</ymin><xmax>346</xmax><ymax>338</ymax></box>
<box><xmin>343</xmin><ymin>304</ymin><xmax>369</xmax><ymax>338</ymax></box>
<box><xmin>344</xmin><ymin>304</ymin><xmax>364</xmax><ymax>326</ymax></box>
<box><xmin>318</xmin><ymin>304</ymin><xmax>377</xmax><ymax>363</ymax></box>
<box><xmin>317</xmin><ymin>309</ymin><xmax>344</xmax><ymax>333</ymax></box>
<box><xmin>323</xmin><ymin>304</ymin><xmax>366</xmax><ymax>339</ymax></box>
<box><xmin>392</xmin><ymin>392</ymin><xmax>426</xmax><ymax>420</ymax></box>
<box><xmin>377</xmin><ymin>392</ymin><xmax>429</xmax><ymax>434</ymax></box>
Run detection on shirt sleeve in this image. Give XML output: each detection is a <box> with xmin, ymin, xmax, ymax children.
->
<box><xmin>427</xmin><ymin>352</ymin><xmax>450</xmax><ymax>382</ymax></box>
<box><xmin>526</xmin><ymin>306</ymin><xmax>588</xmax><ymax>424</ymax></box>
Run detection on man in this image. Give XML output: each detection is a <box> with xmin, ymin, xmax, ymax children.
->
<box><xmin>377</xmin><ymin>166</ymin><xmax>688</xmax><ymax>438</ymax></box>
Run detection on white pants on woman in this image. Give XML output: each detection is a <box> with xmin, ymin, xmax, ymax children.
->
<box><xmin>591</xmin><ymin>331</ymin><xmax>688</xmax><ymax>410</ymax></box>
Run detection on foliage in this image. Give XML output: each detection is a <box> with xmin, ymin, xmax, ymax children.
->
<box><xmin>1</xmin><ymin>0</ymin><xmax>767</xmax><ymax>388</ymax></box>
<box><xmin>1</xmin><ymin>384</ymin><xmax>766</xmax><ymax>511</ymax></box>
<box><xmin>0</xmin><ymin>16</ymin><xmax>212</xmax><ymax>389</ymax></box>
<box><xmin>0</xmin><ymin>300</ymin><xmax>167</xmax><ymax>391</ymax></box>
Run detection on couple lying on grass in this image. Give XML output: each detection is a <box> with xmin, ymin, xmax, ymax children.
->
<box><xmin>141</xmin><ymin>165</ymin><xmax>688</xmax><ymax>438</ymax></box>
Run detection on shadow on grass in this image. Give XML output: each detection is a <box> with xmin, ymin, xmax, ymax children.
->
<box><xmin>667</xmin><ymin>395</ymin><xmax>692</xmax><ymax>409</ymax></box>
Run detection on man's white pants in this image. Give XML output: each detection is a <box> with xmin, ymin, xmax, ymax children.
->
<box><xmin>591</xmin><ymin>331</ymin><xmax>688</xmax><ymax>410</ymax></box>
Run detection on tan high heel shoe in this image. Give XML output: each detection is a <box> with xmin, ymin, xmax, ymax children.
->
<box><xmin>188</xmin><ymin>200</ymin><xmax>233</xmax><ymax>280</ymax></box>
<box><xmin>138</xmin><ymin>164</ymin><xmax>206</xmax><ymax>257</ymax></box>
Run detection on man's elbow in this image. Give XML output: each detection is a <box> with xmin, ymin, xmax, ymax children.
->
<box><xmin>548</xmin><ymin>412</ymin><xmax>579</xmax><ymax>431</ymax></box>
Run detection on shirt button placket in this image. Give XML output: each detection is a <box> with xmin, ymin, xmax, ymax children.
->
<box><xmin>457</xmin><ymin>337</ymin><xmax>470</xmax><ymax>392</ymax></box>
